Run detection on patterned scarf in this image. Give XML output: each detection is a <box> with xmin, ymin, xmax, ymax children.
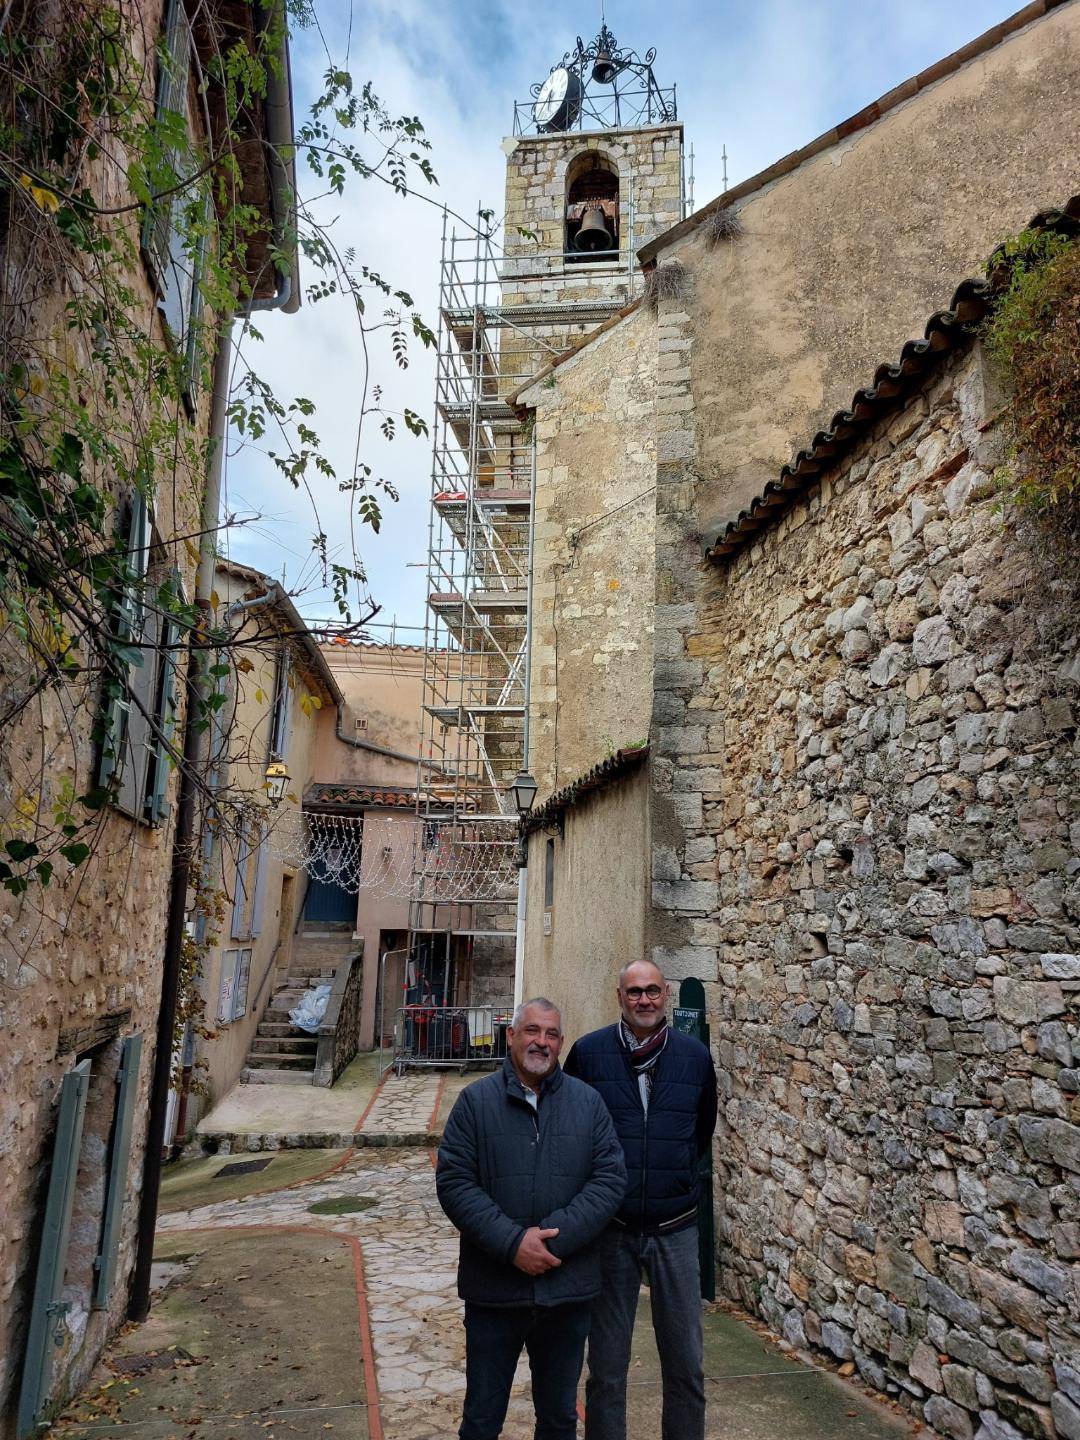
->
<box><xmin>620</xmin><ymin>1019</ymin><xmax>669</xmax><ymax>1101</ymax></box>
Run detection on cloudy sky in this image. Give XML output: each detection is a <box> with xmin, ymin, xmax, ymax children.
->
<box><xmin>220</xmin><ymin>0</ymin><xmax>1023</xmax><ymax>638</ymax></box>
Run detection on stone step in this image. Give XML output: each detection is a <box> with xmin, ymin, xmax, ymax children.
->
<box><xmin>244</xmin><ymin>1051</ymin><xmax>316</xmax><ymax>1070</ymax></box>
<box><xmin>250</xmin><ymin>1035</ymin><xmax>317</xmax><ymax>1056</ymax></box>
<box><xmin>240</xmin><ymin>1067</ymin><xmax>314</xmax><ymax>1087</ymax></box>
<box><xmin>257</xmin><ymin>1021</ymin><xmax>303</xmax><ymax>1039</ymax></box>
<box><xmin>286</xmin><ymin>962</ymin><xmax>338</xmax><ymax>979</ymax></box>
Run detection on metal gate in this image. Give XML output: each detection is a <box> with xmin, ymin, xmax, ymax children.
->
<box><xmin>17</xmin><ymin>1059</ymin><xmax>91</xmax><ymax>1439</ymax></box>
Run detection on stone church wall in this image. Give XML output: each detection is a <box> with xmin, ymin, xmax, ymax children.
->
<box><xmin>518</xmin><ymin>304</ymin><xmax>657</xmax><ymax>800</ymax></box>
<box><xmin>676</xmin><ymin>341</ymin><xmax>1079</xmax><ymax>1439</ymax></box>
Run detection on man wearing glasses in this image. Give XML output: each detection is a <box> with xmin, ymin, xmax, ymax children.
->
<box><xmin>564</xmin><ymin>960</ymin><xmax>717</xmax><ymax>1440</ymax></box>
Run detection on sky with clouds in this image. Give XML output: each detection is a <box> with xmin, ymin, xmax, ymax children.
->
<box><xmin>221</xmin><ymin>0</ymin><xmax>1023</xmax><ymax>638</ymax></box>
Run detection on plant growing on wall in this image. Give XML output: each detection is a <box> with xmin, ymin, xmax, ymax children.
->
<box><xmin>983</xmin><ymin>228</ymin><xmax>1080</xmax><ymax>539</ymax></box>
<box><xmin>0</xmin><ymin>0</ymin><xmax>448</xmax><ymax>908</ymax></box>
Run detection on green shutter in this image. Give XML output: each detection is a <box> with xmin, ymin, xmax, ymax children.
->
<box><xmin>141</xmin><ymin>0</ymin><xmax>192</xmax><ymax>294</ymax></box>
<box><xmin>96</xmin><ymin>492</ymin><xmax>149</xmax><ymax>792</ymax></box>
<box><xmin>147</xmin><ymin>605</ymin><xmax>182</xmax><ymax>824</ymax></box>
<box><xmin>17</xmin><ymin>1061</ymin><xmax>91</xmax><ymax>1440</ymax></box>
<box><xmin>92</xmin><ymin>1034</ymin><xmax>143</xmax><ymax>1309</ymax></box>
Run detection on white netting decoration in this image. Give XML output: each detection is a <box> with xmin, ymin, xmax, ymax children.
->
<box><xmin>268</xmin><ymin>810</ymin><xmax>519</xmax><ymax>902</ymax></box>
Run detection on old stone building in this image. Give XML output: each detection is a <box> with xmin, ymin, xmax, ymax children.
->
<box><xmin>0</xmin><ymin>2</ymin><xmax>298</xmax><ymax>1431</ymax></box>
<box><xmin>506</xmin><ymin>3</ymin><xmax>1080</xmax><ymax>1436</ymax></box>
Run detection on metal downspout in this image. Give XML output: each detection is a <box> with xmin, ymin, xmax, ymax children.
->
<box><xmin>512</xmin><ymin>428</ymin><xmax>537</xmax><ymax>1008</ymax></box>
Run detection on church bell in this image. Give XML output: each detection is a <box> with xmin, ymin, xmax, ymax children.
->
<box><xmin>574</xmin><ymin>207</ymin><xmax>614</xmax><ymax>252</ymax></box>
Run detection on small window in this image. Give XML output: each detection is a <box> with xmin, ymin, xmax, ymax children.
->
<box><xmin>544</xmin><ymin>837</ymin><xmax>555</xmax><ymax>909</ymax></box>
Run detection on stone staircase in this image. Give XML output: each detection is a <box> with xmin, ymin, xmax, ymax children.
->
<box><xmin>241</xmin><ymin>926</ymin><xmax>356</xmax><ymax>1086</ymax></box>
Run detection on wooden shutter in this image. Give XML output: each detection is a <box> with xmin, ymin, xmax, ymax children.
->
<box><xmin>269</xmin><ymin>649</ymin><xmax>291</xmax><ymax>759</ymax></box>
<box><xmin>16</xmin><ymin>1061</ymin><xmax>91</xmax><ymax>1440</ymax></box>
<box><xmin>249</xmin><ymin>825</ymin><xmax>269</xmax><ymax>937</ymax></box>
<box><xmin>232</xmin><ymin>947</ymin><xmax>253</xmax><ymax>1021</ymax></box>
<box><xmin>142</xmin><ymin>0</ymin><xmax>192</xmax><ymax>289</ymax></box>
<box><xmin>92</xmin><ymin>1034</ymin><xmax>143</xmax><ymax>1309</ymax></box>
<box><xmin>96</xmin><ymin>492</ymin><xmax>149</xmax><ymax>793</ymax></box>
<box><xmin>229</xmin><ymin>828</ymin><xmax>251</xmax><ymax>939</ymax></box>
<box><xmin>147</xmin><ymin>600</ymin><xmax>183</xmax><ymax>824</ymax></box>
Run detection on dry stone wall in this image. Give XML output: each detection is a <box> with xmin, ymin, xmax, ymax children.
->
<box><xmin>657</xmin><ymin>341</ymin><xmax>1080</xmax><ymax>1440</ymax></box>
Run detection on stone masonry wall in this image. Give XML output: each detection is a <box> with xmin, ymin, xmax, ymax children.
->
<box><xmin>662</xmin><ymin>341</ymin><xmax>1080</xmax><ymax>1440</ymax></box>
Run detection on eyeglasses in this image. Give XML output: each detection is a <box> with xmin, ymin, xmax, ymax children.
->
<box><xmin>623</xmin><ymin>985</ymin><xmax>664</xmax><ymax>1001</ymax></box>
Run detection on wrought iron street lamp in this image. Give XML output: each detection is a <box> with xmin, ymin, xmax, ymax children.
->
<box><xmin>264</xmin><ymin>760</ymin><xmax>291</xmax><ymax>806</ymax></box>
<box><xmin>508</xmin><ymin>769</ymin><xmax>538</xmax><ymax>817</ymax></box>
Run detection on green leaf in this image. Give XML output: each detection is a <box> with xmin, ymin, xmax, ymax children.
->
<box><xmin>59</xmin><ymin>842</ymin><xmax>91</xmax><ymax>868</ymax></box>
<box><xmin>5</xmin><ymin>839</ymin><xmax>39</xmax><ymax>862</ymax></box>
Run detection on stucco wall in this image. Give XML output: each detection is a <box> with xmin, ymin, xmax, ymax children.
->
<box><xmin>654</xmin><ymin>0</ymin><xmax>1080</xmax><ymax>539</ymax></box>
<box><xmin>194</xmin><ymin>566</ymin><xmax>327</xmax><ymax>1109</ymax></box>
<box><xmin>658</xmin><ymin>339</ymin><xmax>1080</xmax><ymax>1438</ymax></box>
<box><xmin>523</xmin><ymin>765</ymin><xmax>649</xmax><ymax>1045</ymax></box>
<box><xmin>520</xmin><ymin>303</ymin><xmax>657</xmax><ymax>800</ymax></box>
<box><xmin>313</xmin><ymin>642</ymin><xmax>424</xmax><ymax>787</ymax></box>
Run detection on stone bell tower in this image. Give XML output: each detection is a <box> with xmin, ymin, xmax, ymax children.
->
<box><xmin>499</xmin><ymin>22</ymin><xmax>685</xmax><ymax>389</ymax></box>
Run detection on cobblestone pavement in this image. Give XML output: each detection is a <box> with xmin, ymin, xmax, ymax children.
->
<box><xmin>196</xmin><ymin>1062</ymin><xmax>483</xmax><ymax>1152</ymax></box>
<box><xmin>153</xmin><ymin>1143</ymin><xmax>920</xmax><ymax>1440</ymax></box>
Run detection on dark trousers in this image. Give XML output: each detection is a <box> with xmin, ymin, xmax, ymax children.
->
<box><xmin>460</xmin><ymin>1299</ymin><xmax>591</xmax><ymax>1440</ymax></box>
<box><xmin>584</xmin><ymin>1226</ymin><xmax>705</xmax><ymax>1440</ymax></box>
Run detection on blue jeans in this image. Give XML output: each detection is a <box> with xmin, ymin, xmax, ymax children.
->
<box><xmin>584</xmin><ymin>1225</ymin><xmax>705</xmax><ymax>1440</ymax></box>
<box><xmin>461</xmin><ymin>1300</ymin><xmax>591</xmax><ymax>1440</ymax></box>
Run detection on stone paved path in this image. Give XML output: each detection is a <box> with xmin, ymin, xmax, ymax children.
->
<box><xmin>142</xmin><ymin>1145</ymin><xmax>922</xmax><ymax>1440</ymax></box>
<box><xmin>195</xmin><ymin>1058</ymin><xmax>483</xmax><ymax>1152</ymax></box>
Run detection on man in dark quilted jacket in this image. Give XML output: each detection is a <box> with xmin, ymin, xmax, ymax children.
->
<box><xmin>564</xmin><ymin>960</ymin><xmax>718</xmax><ymax>1440</ymax></box>
<box><xmin>437</xmin><ymin>997</ymin><xmax>626</xmax><ymax>1440</ymax></box>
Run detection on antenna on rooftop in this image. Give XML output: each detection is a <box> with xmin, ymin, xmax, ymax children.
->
<box><xmin>722</xmin><ymin>144</ymin><xmax>728</xmax><ymax>193</ymax></box>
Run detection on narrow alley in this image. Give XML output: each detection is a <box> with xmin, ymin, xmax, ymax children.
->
<box><xmin>52</xmin><ymin>1068</ymin><xmax>926</xmax><ymax>1440</ymax></box>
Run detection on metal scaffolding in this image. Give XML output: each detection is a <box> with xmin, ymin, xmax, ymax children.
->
<box><xmin>407</xmin><ymin>218</ymin><xmax>637</xmax><ymax>1003</ymax></box>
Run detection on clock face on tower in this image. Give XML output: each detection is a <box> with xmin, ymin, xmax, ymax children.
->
<box><xmin>532</xmin><ymin>66</ymin><xmax>582</xmax><ymax>132</ymax></box>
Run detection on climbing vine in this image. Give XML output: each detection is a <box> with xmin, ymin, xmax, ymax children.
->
<box><xmin>0</xmin><ymin>0</ymin><xmax>442</xmax><ymax>906</ymax></box>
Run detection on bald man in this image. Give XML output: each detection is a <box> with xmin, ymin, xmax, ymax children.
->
<box><xmin>564</xmin><ymin>961</ymin><xmax>717</xmax><ymax>1440</ymax></box>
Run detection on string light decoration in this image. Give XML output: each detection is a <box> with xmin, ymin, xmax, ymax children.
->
<box><xmin>268</xmin><ymin>810</ymin><xmax>519</xmax><ymax>902</ymax></box>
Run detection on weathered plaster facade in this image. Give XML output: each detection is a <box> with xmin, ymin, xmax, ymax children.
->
<box><xmin>650</xmin><ymin>0</ymin><xmax>1080</xmax><ymax>539</ymax></box>
<box><xmin>518</xmin><ymin>304</ymin><xmax>657</xmax><ymax>799</ymax></box>
<box><xmin>0</xmin><ymin>0</ymin><xmax>290</xmax><ymax>1423</ymax></box>
<box><xmin>522</xmin><ymin>760</ymin><xmax>650</xmax><ymax>1042</ymax></box>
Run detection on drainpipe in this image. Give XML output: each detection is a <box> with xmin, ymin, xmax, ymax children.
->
<box><xmin>512</xmin><ymin>430</ymin><xmax>537</xmax><ymax>1009</ymax></box>
<box><xmin>129</xmin><ymin>0</ymin><xmax>300</xmax><ymax>1324</ymax></box>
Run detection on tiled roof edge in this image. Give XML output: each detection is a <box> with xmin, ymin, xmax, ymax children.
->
<box><xmin>523</xmin><ymin>745</ymin><xmax>649</xmax><ymax>834</ymax></box>
<box><xmin>705</xmin><ymin>198</ymin><xmax>1080</xmax><ymax>565</ymax></box>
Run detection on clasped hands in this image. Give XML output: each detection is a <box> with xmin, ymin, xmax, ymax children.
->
<box><xmin>513</xmin><ymin>1225</ymin><xmax>561</xmax><ymax>1275</ymax></box>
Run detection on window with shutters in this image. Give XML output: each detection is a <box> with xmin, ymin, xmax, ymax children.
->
<box><xmin>141</xmin><ymin>0</ymin><xmax>208</xmax><ymax>412</ymax></box>
<box><xmin>268</xmin><ymin>647</ymin><xmax>292</xmax><ymax>760</ymax></box>
<box><xmin>96</xmin><ymin>495</ymin><xmax>183</xmax><ymax>825</ymax></box>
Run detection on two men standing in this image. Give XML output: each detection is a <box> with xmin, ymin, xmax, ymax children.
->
<box><xmin>437</xmin><ymin>962</ymin><xmax>716</xmax><ymax>1440</ymax></box>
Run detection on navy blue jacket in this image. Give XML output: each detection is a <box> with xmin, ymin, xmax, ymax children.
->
<box><xmin>436</xmin><ymin>1057</ymin><xmax>627</xmax><ymax>1307</ymax></box>
<box><xmin>564</xmin><ymin>1023</ymin><xmax>717</xmax><ymax>1234</ymax></box>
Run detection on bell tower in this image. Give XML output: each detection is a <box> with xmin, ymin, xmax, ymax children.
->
<box><xmin>499</xmin><ymin>23</ymin><xmax>684</xmax><ymax>386</ymax></box>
